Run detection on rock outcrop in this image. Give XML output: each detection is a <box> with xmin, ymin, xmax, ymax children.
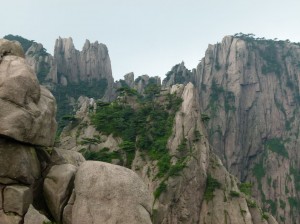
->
<box><xmin>25</xmin><ymin>42</ymin><xmax>58</xmax><ymax>84</ymax></box>
<box><xmin>0</xmin><ymin>52</ymin><xmax>57</xmax><ymax>146</ymax></box>
<box><xmin>71</xmin><ymin>161</ymin><xmax>152</xmax><ymax>224</ymax></box>
<box><xmin>162</xmin><ymin>61</ymin><xmax>194</xmax><ymax>88</ymax></box>
<box><xmin>194</xmin><ymin>35</ymin><xmax>300</xmax><ymax>223</ymax></box>
<box><xmin>54</xmin><ymin>37</ymin><xmax>113</xmax><ymax>87</ymax></box>
<box><xmin>116</xmin><ymin>73</ymin><xmax>161</xmax><ymax>94</ymax></box>
<box><xmin>0</xmin><ymin>39</ymin><xmax>57</xmax><ymax>223</ymax></box>
<box><xmin>60</xmin><ymin>78</ymin><xmax>278</xmax><ymax>223</ymax></box>
<box><xmin>0</xmin><ymin>39</ymin><xmax>24</xmax><ymax>61</ymax></box>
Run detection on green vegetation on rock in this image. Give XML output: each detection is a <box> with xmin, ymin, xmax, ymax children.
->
<box><xmin>53</xmin><ymin>78</ymin><xmax>108</xmax><ymax>132</ymax></box>
<box><xmin>80</xmin><ymin>148</ymin><xmax>122</xmax><ymax>163</ymax></box>
<box><xmin>91</xmin><ymin>86</ymin><xmax>183</xmax><ymax>171</ymax></box>
<box><xmin>204</xmin><ymin>174</ymin><xmax>221</xmax><ymax>201</ymax></box>
<box><xmin>265</xmin><ymin>138</ymin><xmax>289</xmax><ymax>158</ymax></box>
<box><xmin>4</xmin><ymin>34</ymin><xmax>35</xmax><ymax>52</ymax></box>
<box><xmin>238</xmin><ymin>182</ymin><xmax>252</xmax><ymax>196</ymax></box>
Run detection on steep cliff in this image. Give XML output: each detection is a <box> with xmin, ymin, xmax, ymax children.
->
<box><xmin>3</xmin><ymin>35</ymin><xmax>116</xmax><ymax>131</ymax></box>
<box><xmin>54</xmin><ymin>37</ymin><xmax>113</xmax><ymax>86</ymax></box>
<box><xmin>194</xmin><ymin>34</ymin><xmax>300</xmax><ymax>223</ymax></box>
<box><xmin>25</xmin><ymin>42</ymin><xmax>58</xmax><ymax>85</ymax></box>
<box><xmin>59</xmin><ymin>80</ymin><xmax>277</xmax><ymax>223</ymax></box>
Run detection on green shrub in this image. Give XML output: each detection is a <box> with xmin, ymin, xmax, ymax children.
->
<box><xmin>154</xmin><ymin>182</ymin><xmax>167</xmax><ymax>199</ymax></box>
<box><xmin>229</xmin><ymin>190</ymin><xmax>240</xmax><ymax>197</ymax></box>
<box><xmin>246</xmin><ymin>199</ymin><xmax>257</xmax><ymax>208</ymax></box>
<box><xmin>262</xmin><ymin>212</ymin><xmax>269</xmax><ymax>220</ymax></box>
<box><xmin>239</xmin><ymin>182</ymin><xmax>252</xmax><ymax>196</ymax></box>
<box><xmin>91</xmin><ymin>92</ymin><xmax>183</xmax><ymax>171</ymax></box>
<box><xmin>201</xmin><ymin>114</ymin><xmax>210</xmax><ymax>122</ymax></box>
<box><xmin>81</xmin><ymin>148</ymin><xmax>122</xmax><ymax>163</ymax></box>
<box><xmin>288</xmin><ymin>197</ymin><xmax>299</xmax><ymax>210</ymax></box>
<box><xmin>204</xmin><ymin>174</ymin><xmax>221</xmax><ymax>201</ymax></box>
<box><xmin>265</xmin><ymin>138</ymin><xmax>288</xmax><ymax>158</ymax></box>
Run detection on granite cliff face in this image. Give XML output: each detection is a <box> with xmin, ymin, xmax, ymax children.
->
<box><xmin>4</xmin><ymin>35</ymin><xmax>114</xmax><ymax>128</ymax></box>
<box><xmin>162</xmin><ymin>61</ymin><xmax>195</xmax><ymax>88</ymax></box>
<box><xmin>194</xmin><ymin>34</ymin><xmax>300</xmax><ymax>223</ymax></box>
<box><xmin>59</xmin><ymin>80</ymin><xmax>277</xmax><ymax>223</ymax></box>
<box><xmin>54</xmin><ymin>37</ymin><xmax>113</xmax><ymax>87</ymax></box>
<box><xmin>122</xmin><ymin>72</ymin><xmax>161</xmax><ymax>93</ymax></box>
<box><xmin>25</xmin><ymin>42</ymin><xmax>58</xmax><ymax>85</ymax></box>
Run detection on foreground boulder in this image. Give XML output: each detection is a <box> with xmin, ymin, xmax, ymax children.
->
<box><xmin>0</xmin><ymin>139</ymin><xmax>40</xmax><ymax>185</ymax></box>
<box><xmin>24</xmin><ymin>205</ymin><xmax>50</xmax><ymax>224</ymax></box>
<box><xmin>70</xmin><ymin>161</ymin><xmax>153</xmax><ymax>224</ymax></box>
<box><xmin>0</xmin><ymin>39</ymin><xmax>25</xmax><ymax>61</ymax></box>
<box><xmin>44</xmin><ymin>164</ymin><xmax>77</xmax><ymax>223</ymax></box>
<box><xmin>0</xmin><ymin>40</ymin><xmax>57</xmax><ymax>146</ymax></box>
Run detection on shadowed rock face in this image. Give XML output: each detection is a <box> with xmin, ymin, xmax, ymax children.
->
<box><xmin>194</xmin><ymin>35</ymin><xmax>300</xmax><ymax>223</ymax></box>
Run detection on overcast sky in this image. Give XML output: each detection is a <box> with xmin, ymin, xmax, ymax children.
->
<box><xmin>1</xmin><ymin>0</ymin><xmax>300</xmax><ymax>80</ymax></box>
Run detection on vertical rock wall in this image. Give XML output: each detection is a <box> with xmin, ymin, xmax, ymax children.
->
<box><xmin>195</xmin><ymin>35</ymin><xmax>300</xmax><ymax>223</ymax></box>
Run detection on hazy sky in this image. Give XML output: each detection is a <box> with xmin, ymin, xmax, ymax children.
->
<box><xmin>1</xmin><ymin>0</ymin><xmax>300</xmax><ymax>80</ymax></box>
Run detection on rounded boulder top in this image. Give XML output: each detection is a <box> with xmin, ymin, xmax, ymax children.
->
<box><xmin>0</xmin><ymin>39</ymin><xmax>25</xmax><ymax>61</ymax></box>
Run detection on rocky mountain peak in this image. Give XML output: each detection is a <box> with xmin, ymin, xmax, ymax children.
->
<box><xmin>162</xmin><ymin>61</ymin><xmax>194</xmax><ymax>88</ymax></box>
<box><xmin>53</xmin><ymin>37</ymin><xmax>113</xmax><ymax>87</ymax></box>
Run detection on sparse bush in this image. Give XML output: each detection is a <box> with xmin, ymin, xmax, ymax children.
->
<box><xmin>204</xmin><ymin>174</ymin><xmax>221</xmax><ymax>201</ymax></box>
<box><xmin>229</xmin><ymin>190</ymin><xmax>240</xmax><ymax>197</ymax></box>
<box><xmin>239</xmin><ymin>182</ymin><xmax>252</xmax><ymax>196</ymax></box>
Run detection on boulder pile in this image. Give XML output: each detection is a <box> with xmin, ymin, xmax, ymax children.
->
<box><xmin>0</xmin><ymin>39</ymin><xmax>152</xmax><ymax>224</ymax></box>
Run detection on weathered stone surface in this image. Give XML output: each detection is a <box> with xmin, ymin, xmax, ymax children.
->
<box><xmin>25</xmin><ymin>42</ymin><xmax>58</xmax><ymax>84</ymax></box>
<box><xmin>0</xmin><ymin>139</ymin><xmax>41</xmax><ymax>185</ymax></box>
<box><xmin>51</xmin><ymin>148</ymin><xmax>85</xmax><ymax>167</ymax></box>
<box><xmin>3</xmin><ymin>185</ymin><xmax>32</xmax><ymax>216</ymax></box>
<box><xmin>145</xmin><ymin>83</ymin><xmax>209</xmax><ymax>223</ymax></box>
<box><xmin>0</xmin><ymin>210</ymin><xmax>22</xmax><ymax>224</ymax></box>
<box><xmin>0</xmin><ymin>55</ymin><xmax>57</xmax><ymax>146</ymax></box>
<box><xmin>162</xmin><ymin>61</ymin><xmax>193</xmax><ymax>88</ymax></box>
<box><xmin>0</xmin><ymin>39</ymin><xmax>24</xmax><ymax>61</ymax></box>
<box><xmin>124</xmin><ymin>72</ymin><xmax>135</xmax><ymax>88</ymax></box>
<box><xmin>24</xmin><ymin>204</ymin><xmax>50</xmax><ymax>224</ymax></box>
<box><xmin>267</xmin><ymin>215</ymin><xmax>279</xmax><ymax>224</ymax></box>
<box><xmin>54</xmin><ymin>37</ymin><xmax>113</xmax><ymax>85</ymax></box>
<box><xmin>72</xmin><ymin>161</ymin><xmax>152</xmax><ymax>224</ymax></box>
<box><xmin>43</xmin><ymin>164</ymin><xmax>77</xmax><ymax>223</ymax></box>
<box><xmin>194</xmin><ymin>35</ymin><xmax>300</xmax><ymax>223</ymax></box>
<box><xmin>62</xmin><ymin>190</ymin><xmax>75</xmax><ymax>224</ymax></box>
<box><xmin>249</xmin><ymin>207</ymin><xmax>268</xmax><ymax>224</ymax></box>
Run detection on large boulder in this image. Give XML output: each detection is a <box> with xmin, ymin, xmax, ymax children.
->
<box><xmin>24</xmin><ymin>205</ymin><xmax>50</xmax><ymax>224</ymax></box>
<box><xmin>0</xmin><ymin>139</ymin><xmax>41</xmax><ymax>185</ymax></box>
<box><xmin>0</xmin><ymin>45</ymin><xmax>57</xmax><ymax>146</ymax></box>
<box><xmin>43</xmin><ymin>164</ymin><xmax>77</xmax><ymax>223</ymax></box>
<box><xmin>0</xmin><ymin>210</ymin><xmax>22</xmax><ymax>224</ymax></box>
<box><xmin>71</xmin><ymin>161</ymin><xmax>152</xmax><ymax>224</ymax></box>
<box><xmin>0</xmin><ymin>39</ymin><xmax>25</xmax><ymax>61</ymax></box>
<box><xmin>50</xmin><ymin>148</ymin><xmax>85</xmax><ymax>167</ymax></box>
<box><xmin>3</xmin><ymin>185</ymin><xmax>32</xmax><ymax>216</ymax></box>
